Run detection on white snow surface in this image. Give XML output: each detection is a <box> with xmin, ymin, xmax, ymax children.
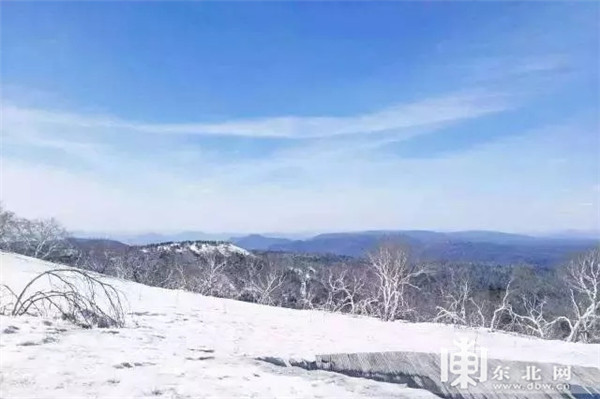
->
<box><xmin>1</xmin><ymin>252</ymin><xmax>598</xmax><ymax>398</ymax></box>
<box><xmin>140</xmin><ymin>241</ymin><xmax>251</xmax><ymax>257</ymax></box>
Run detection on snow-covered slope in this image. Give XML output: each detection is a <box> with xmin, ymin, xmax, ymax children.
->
<box><xmin>1</xmin><ymin>252</ymin><xmax>598</xmax><ymax>398</ymax></box>
<box><xmin>139</xmin><ymin>240</ymin><xmax>251</xmax><ymax>257</ymax></box>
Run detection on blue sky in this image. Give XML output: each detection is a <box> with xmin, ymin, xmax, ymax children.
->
<box><xmin>1</xmin><ymin>2</ymin><xmax>598</xmax><ymax>234</ymax></box>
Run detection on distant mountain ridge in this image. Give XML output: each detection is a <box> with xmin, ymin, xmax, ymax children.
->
<box><xmin>230</xmin><ymin>230</ymin><xmax>599</xmax><ymax>267</ymax></box>
<box><xmin>72</xmin><ymin>231</ymin><xmax>313</xmax><ymax>245</ymax></box>
<box><xmin>71</xmin><ymin>230</ymin><xmax>598</xmax><ymax>268</ymax></box>
<box><xmin>71</xmin><ymin>231</ymin><xmax>233</xmax><ymax>245</ymax></box>
<box><xmin>230</xmin><ymin>234</ymin><xmax>297</xmax><ymax>251</ymax></box>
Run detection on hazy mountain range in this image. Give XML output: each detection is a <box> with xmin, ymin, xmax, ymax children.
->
<box><xmin>234</xmin><ymin>230</ymin><xmax>598</xmax><ymax>266</ymax></box>
<box><xmin>72</xmin><ymin>229</ymin><xmax>598</xmax><ymax>267</ymax></box>
<box><xmin>71</xmin><ymin>230</ymin><xmax>312</xmax><ymax>245</ymax></box>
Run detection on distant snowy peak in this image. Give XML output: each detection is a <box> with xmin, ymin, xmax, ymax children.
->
<box><xmin>139</xmin><ymin>240</ymin><xmax>251</xmax><ymax>257</ymax></box>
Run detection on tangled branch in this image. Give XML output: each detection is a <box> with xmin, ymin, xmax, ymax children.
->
<box><xmin>3</xmin><ymin>268</ymin><xmax>125</xmax><ymax>328</ymax></box>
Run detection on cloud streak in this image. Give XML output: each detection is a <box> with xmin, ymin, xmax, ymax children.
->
<box><xmin>3</xmin><ymin>90</ymin><xmax>511</xmax><ymax>140</ymax></box>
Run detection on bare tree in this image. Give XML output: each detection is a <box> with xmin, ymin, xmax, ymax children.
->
<box><xmin>298</xmin><ymin>268</ymin><xmax>317</xmax><ymax>309</ymax></box>
<box><xmin>188</xmin><ymin>252</ymin><xmax>232</xmax><ymax>297</ymax></box>
<box><xmin>171</xmin><ymin>262</ymin><xmax>190</xmax><ymax>290</ymax></box>
<box><xmin>108</xmin><ymin>250</ymin><xmax>174</xmax><ymax>288</ymax></box>
<box><xmin>559</xmin><ymin>249</ymin><xmax>600</xmax><ymax>342</ymax></box>
<box><xmin>0</xmin><ymin>206</ymin><xmax>68</xmax><ymax>259</ymax></box>
<box><xmin>434</xmin><ymin>270</ymin><xmax>483</xmax><ymax>326</ymax></box>
<box><xmin>15</xmin><ymin>218</ymin><xmax>69</xmax><ymax>260</ymax></box>
<box><xmin>434</xmin><ymin>270</ymin><xmax>496</xmax><ymax>327</ymax></box>
<box><xmin>242</xmin><ymin>257</ymin><xmax>286</xmax><ymax>306</ymax></box>
<box><xmin>320</xmin><ymin>266</ymin><xmax>374</xmax><ymax>315</ymax></box>
<box><xmin>431</xmin><ymin>267</ymin><xmax>520</xmax><ymax>332</ymax></box>
<box><xmin>489</xmin><ymin>279</ymin><xmax>514</xmax><ymax>331</ymax></box>
<box><xmin>494</xmin><ymin>251</ymin><xmax>600</xmax><ymax>343</ymax></box>
<box><xmin>507</xmin><ymin>294</ymin><xmax>564</xmax><ymax>339</ymax></box>
<box><xmin>79</xmin><ymin>249</ymin><xmax>113</xmax><ymax>274</ymax></box>
<box><xmin>367</xmin><ymin>243</ymin><xmax>427</xmax><ymax>321</ymax></box>
<box><xmin>0</xmin><ymin>204</ymin><xmax>18</xmax><ymax>251</ymax></box>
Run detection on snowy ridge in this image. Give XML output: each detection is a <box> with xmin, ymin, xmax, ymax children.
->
<box><xmin>139</xmin><ymin>240</ymin><xmax>251</xmax><ymax>257</ymax></box>
<box><xmin>1</xmin><ymin>252</ymin><xmax>598</xmax><ymax>398</ymax></box>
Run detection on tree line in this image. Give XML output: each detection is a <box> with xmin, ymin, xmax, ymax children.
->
<box><xmin>1</xmin><ymin>205</ymin><xmax>597</xmax><ymax>343</ymax></box>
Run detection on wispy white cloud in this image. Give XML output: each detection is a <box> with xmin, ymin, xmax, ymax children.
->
<box><xmin>1</xmin><ymin>88</ymin><xmax>516</xmax><ymax>185</ymax></box>
<box><xmin>2</xmin><ymin>90</ymin><xmax>511</xmax><ymax>140</ymax></box>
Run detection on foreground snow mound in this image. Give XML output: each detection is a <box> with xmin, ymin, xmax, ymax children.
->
<box><xmin>1</xmin><ymin>252</ymin><xmax>598</xmax><ymax>398</ymax></box>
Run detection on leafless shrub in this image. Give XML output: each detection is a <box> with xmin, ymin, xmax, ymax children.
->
<box><xmin>2</xmin><ymin>268</ymin><xmax>125</xmax><ymax>328</ymax></box>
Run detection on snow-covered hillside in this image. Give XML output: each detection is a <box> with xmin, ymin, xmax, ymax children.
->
<box><xmin>139</xmin><ymin>240</ymin><xmax>251</xmax><ymax>257</ymax></box>
<box><xmin>1</xmin><ymin>252</ymin><xmax>598</xmax><ymax>398</ymax></box>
